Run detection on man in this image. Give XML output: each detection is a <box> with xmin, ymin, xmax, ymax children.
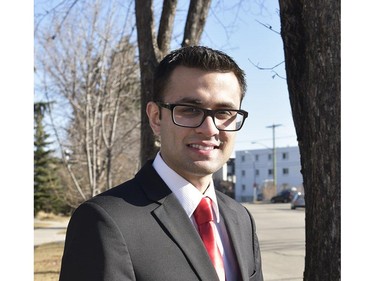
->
<box><xmin>59</xmin><ymin>46</ymin><xmax>263</xmax><ymax>281</ymax></box>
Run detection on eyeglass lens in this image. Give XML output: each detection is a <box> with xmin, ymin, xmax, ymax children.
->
<box><xmin>172</xmin><ymin>105</ymin><xmax>244</xmax><ymax>131</ymax></box>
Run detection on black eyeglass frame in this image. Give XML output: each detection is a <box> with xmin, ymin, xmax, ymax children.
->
<box><xmin>156</xmin><ymin>102</ymin><xmax>248</xmax><ymax>132</ymax></box>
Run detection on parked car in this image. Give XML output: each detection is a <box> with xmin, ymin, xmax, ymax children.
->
<box><xmin>291</xmin><ymin>192</ymin><xmax>305</xmax><ymax>209</ymax></box>
<box><xmin>270</xmin><ymin>189</ymin><xmax>293</xmax><ymax>203</ymax></box>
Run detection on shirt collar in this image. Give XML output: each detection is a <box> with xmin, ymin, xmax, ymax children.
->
<box><xmin>153</xmin><ymin>152</ymin><xmax>220</xmax><ymax>223</ymax></box>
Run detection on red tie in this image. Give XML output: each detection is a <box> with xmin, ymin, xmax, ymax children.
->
<box><xmin>193</xmin><ymin>197</ymin><xmax>225</xmax><ymax>281</ymax></box>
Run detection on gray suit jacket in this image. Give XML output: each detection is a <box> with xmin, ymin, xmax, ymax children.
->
<box><xmin>59</xmin><ymin>161</ymin><xmax>263</xmax><ymax>281</ymax></box>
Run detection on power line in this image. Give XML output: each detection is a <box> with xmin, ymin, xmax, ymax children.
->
<box><xmin>235</xmin><ymin>135</ymin><xmax>297</xmax><ymax>143</ymax></box>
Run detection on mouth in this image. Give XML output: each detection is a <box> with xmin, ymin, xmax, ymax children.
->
<box><xmin>188</xmin><ymin>143</ymin><xmax>221</xmax><ymax>151</ymax></box>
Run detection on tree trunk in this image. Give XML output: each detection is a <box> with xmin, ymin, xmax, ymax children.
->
<box><xmin>135</xmin><ymin>0</ymin><xmax>162</xmax><ymax>166</ymax></box>
<box><xmin>279</xmin><ymin>0</ymin><xmax>340</xmax><ymax>280</ymax></box>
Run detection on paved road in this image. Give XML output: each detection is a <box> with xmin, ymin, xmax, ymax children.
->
<box><xmin>34</xmin><ymin>203</ymin><xmax>305</xmax><ymax>280</ymax></box>
<box><xmin>244</xmin><ymin>202</ymin><xmax>305</xmax><ymax>281</ymax></box>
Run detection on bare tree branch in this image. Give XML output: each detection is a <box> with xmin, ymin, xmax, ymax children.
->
<box><xmin>35</xmin><ymin>0</ymin><xmax>80</xmax><ymax>38</ymax></box>
<box><xmin>248</xmin><ymin>58</ymin><xmax>286</xmax><ymax>80</ymax></box>
<box><xmin>42</xmin><ymin>86</ymin><xmax>87</xmax><ymax>201</ymax></box>
<box><xmin>255</xmin><ymin>19</ymin><xmax>280</xmax><ymax>35</ymax></box>
<box><xmin>35</xmin><ymin>0</ymin><xmax>141</xmax><ymax>205</ymax></box>
<box><xmin>157</xmin><ymin>0</ymin><xmax>178</xmax><ymax>54</ymax></box>
<box><xmin>182</xmin><ymin>0</ymin><xmax>212</xmax><ymax>46</ymax></box>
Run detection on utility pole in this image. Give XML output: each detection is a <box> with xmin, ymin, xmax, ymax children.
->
<box><xmin>266</xmin><ymin>124</ymin><xmax>282</xmax><ymax>192</ymax></box>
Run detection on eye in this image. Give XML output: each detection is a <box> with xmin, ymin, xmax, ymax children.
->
<box><xmin>215</xmin><ymin>110</ymin><xmax>236</xmax><ymax>120</ymax></box>
<box><xmin>175</xmin><ymin>106</ymin><xmax>202</xmax><ymax>117</ymax></box>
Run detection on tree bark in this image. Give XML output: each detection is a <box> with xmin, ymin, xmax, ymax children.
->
<box><xmin>279</xmin><ymin>0</ymin><xmax>340</xmax><ymax>280</ymax></box>
<box><xmin>135</xmin><ymin>0</ymin><xmax>161</xmax><ymax>166</ymax></box>
<box><xmin>157</xmin><ymin>0</ymin><xmax>178</xmax><ymax>54</ymax></box>
<box><xmin>182</xmin><ymin>0</ymin><xmax>212</xmax><ymax>46</ymax></box>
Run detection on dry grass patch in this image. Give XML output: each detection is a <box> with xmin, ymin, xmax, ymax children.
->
<box><xmin>34</xmin><ymin>242</ymin><xmax>64</xmax><ymax>281</ymax></box>
<box><xmin>35</xmin><ymin>211</ymin><xmax>70</xmax><ymax>222</ymax></box>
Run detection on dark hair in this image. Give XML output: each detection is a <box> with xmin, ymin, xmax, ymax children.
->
<box><xmin>153</xmin><ymin>46</ymin><xmax>246</xmax><ymax>102</ymax></box>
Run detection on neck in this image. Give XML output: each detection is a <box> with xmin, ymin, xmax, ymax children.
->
<box><xmin>190</xmin><ymin>176</ymin><xmax>212</xmax><ymax>193</ymax></box>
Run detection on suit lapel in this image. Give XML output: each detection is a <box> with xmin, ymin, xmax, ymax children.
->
<box><xmin>153</xmin><ymin>195</ymin><xmax>220</xmax><ymax>281</ymax></box>
<box><xmin>218</xmin><ymin>195</ymin><xmax>249</xmax><ymax>281</ymax></box>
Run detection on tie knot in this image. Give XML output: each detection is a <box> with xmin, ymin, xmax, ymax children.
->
<box><xmin>194</xmin><ymin>197</ymin><xmax>214</xmax><ymax>225</ymax></box>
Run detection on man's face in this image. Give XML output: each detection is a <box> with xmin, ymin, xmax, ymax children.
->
<box><xmin>147</xmin><ymin>66</ymin><xmax>242</xmax><ymax>188</ymax></box>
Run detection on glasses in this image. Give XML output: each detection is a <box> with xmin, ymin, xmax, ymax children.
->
<box><xmin>157</xmin><ymin>102</ymin><xmax>248</xmax><ymax>131</ymax></box>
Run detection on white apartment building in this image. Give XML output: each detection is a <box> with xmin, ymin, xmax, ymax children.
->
<box><xmin>235</xmin><ymin>146</ymin><xmax>303</xmax><ymax>202</ymax></box>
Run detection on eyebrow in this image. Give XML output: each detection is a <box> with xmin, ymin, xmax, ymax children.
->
<box><xmin>172</xmin><ymin>97</ymin><xmax>238</xmax><ymax>109</ymax></box>
<box><xmin>173</xmin><ymin>97</ymin><xmax>202</xmax><ymax>105</ymax></box>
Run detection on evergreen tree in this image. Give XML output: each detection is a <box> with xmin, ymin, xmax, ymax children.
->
<box><xmin>34</xmin><ymin>102</ymin><xmax>61</xmax><ymax>215</ymax></box>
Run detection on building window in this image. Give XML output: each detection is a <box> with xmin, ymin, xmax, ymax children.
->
<box><xmin>255</xmin><ymin>169</ymin><xmax>259</xmax><ymax>176</ymax></box>
<box><xmin>283</xmin><ymin>168</ymin><xmax>289</xmax><ymax>175</ymax></box>
<box><xmin>241</xmin><ymin>170</ymin><xmax>246</xmax><ymax>176</ymax></box>
<box><xmin>268</xmin><ymin>169</ymin><xmax>273</xmax><ymax>176</ymax></box>
<box><xmin>242</xmin><ymin>184</ymin><xmax>246</xmax><ymax>191</ymax></box>
<box><xmin>282</xmin><ymin>152</ymin><xmax>289</xmax><ymax>160</ymax></box>
<box><xmin>268</xmin><ymin>154</ymin><xmax>272</xmax><ymax>161</ymax></box>
<box><xmin>241</xmin><ymin>155</ymin><xmax>245</xmax><ymax>162</ymax></box>
<box><xmin>255</xmin><ymin>154</ymin><xmax>259</xmax><ymax>161</ymax></box>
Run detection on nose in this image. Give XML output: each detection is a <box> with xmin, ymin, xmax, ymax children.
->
<box><xmin>195</xmin><ymin>115</ymin><xmax>220</xmax><ymax>136</ymax></box>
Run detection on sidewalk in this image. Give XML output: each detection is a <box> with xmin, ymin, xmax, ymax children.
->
<box><xmin>34</xmin><ymin>217</ymin><xmax>69</xmax><ymax>246</ymax></box>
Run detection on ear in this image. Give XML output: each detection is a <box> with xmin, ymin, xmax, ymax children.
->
<box><xmin>146</xmin><ymin>101</ymin><xmax>161</xmax><ymax>135</ymax></box>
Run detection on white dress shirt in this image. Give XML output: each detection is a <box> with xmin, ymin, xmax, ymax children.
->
<box><xmin>153</xmin><ymin>153</ymin><xmax>240</xmax><ymax>281</ymax></box>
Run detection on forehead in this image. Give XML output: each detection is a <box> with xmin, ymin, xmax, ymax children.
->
<box><xmin>164</xmin><ymin>66</ymin><xmax>241</xmax><ymax>108</ymax></box>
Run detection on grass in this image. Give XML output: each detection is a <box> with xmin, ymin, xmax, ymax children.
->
<box><xmin>35</xmin><ymin>211</ymin><xmax>70</xmax><ymax>222</ymax></box>
<box><xmin>34</xmin><ymin>242</ymin><xmax>64</xmax><ymax>281</ymax></box>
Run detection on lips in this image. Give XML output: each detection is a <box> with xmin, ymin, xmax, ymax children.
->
<box><xmin>188</xmin><ymin>143</ymin><xmax>221</xmax><ymax>150</ymax></box>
